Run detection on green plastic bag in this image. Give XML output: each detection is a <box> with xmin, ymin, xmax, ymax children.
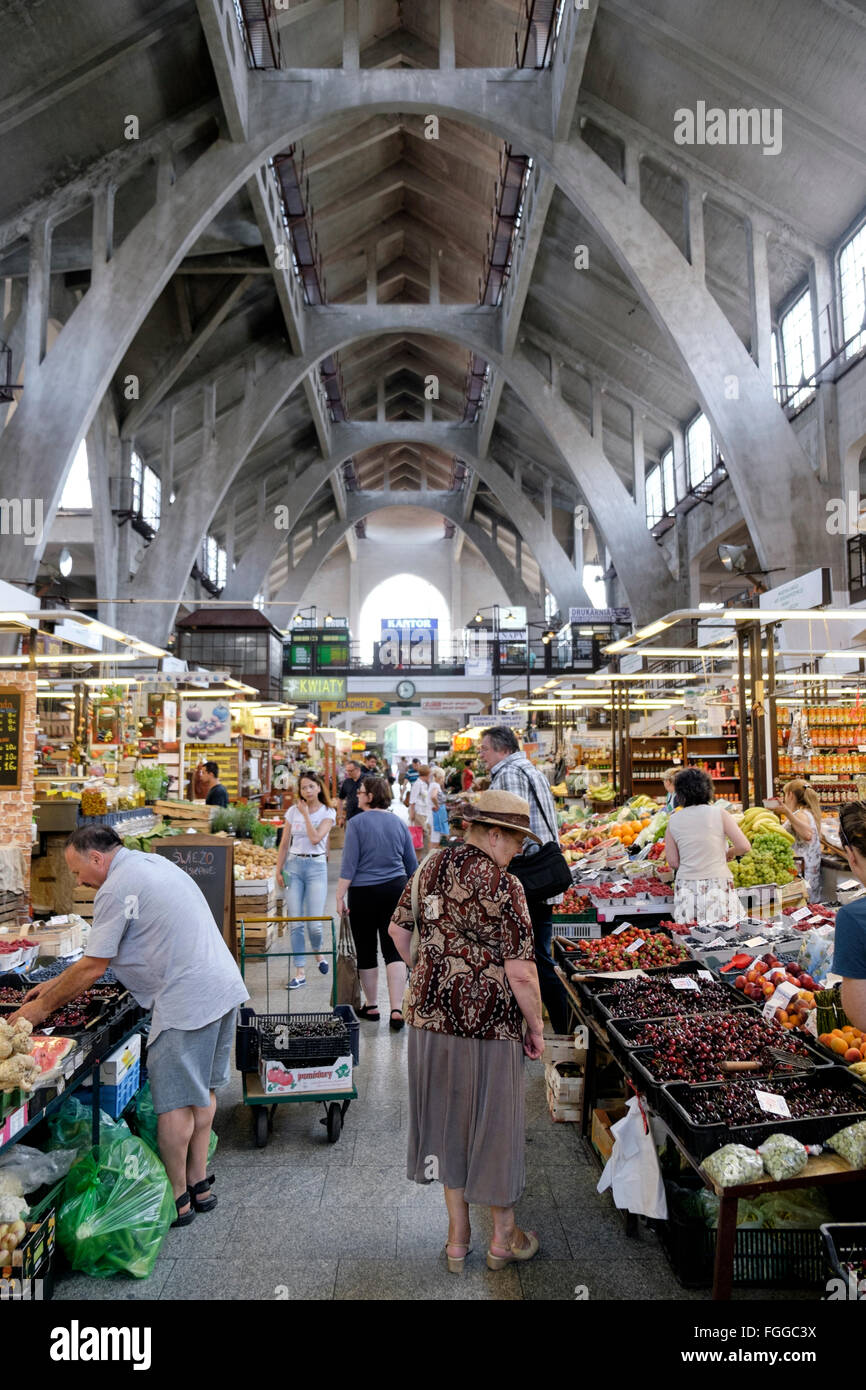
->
<box><xmin>47</xmin><ymin>1095</ymin><xmax>132</xmax><ymax>1159</ymax></box>
<box><xmin>57</xmin><ymin>1135</ymin><xmax>174</xmax><ymax>1279</ymax></box>
<box><xmin>131</xmin><ymin>1081</ymin><xmax>218</xmax><ymax>1163</ymax></box>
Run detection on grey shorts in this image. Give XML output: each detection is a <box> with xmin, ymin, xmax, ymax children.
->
<box><xmin>147</xmin><ymin>1008</ymin><xmax>238</xmax><ymax>1114</ymax></box>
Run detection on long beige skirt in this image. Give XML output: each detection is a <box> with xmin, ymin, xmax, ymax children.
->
<box><xmin>406</xmin><ymin>1025</ymin><xmax>526</xmax><ymax>1208</ymax></box>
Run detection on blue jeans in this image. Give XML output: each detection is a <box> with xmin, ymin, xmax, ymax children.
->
<box><xmin>282</xmin><ymin>856</ymin><xmax>329</xmax><ymax>969</ymax></box>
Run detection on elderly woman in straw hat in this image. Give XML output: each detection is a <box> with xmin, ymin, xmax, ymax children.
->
<box><xmin>388</xmin><ymin>789</ymin><xmax>544</xmax><ymax>1275</ymax></box>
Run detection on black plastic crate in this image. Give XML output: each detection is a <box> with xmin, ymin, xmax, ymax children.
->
<box><xmin>820</xmin><ymin>1222</ymin><xmax>866</xmax><ymax>1297</ymax></box>
<box><xmin>595</xmin><ymin>978</ymin><xmax>754</xmax><ymax>1027</ymax></box>
<box><xmin>236</xmin><ymin>1007</ymin><xmax>355</xmax><ymax>1070</ymax></box>
<box><xmin>660</xmin><ymin>1181</ymin><xmax>824</xmax><ymax>1289</ymax></box>
<box><xmin>661</xmin><ymin>1069</ymin><xmax>866</xmax><ymax>1159</ymax></box>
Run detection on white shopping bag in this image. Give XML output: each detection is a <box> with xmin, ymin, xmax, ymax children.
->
<box><xmin>596</xmin><ymin>1096</ymin><xmax>668</xmax><ymax>1220</ymax></box>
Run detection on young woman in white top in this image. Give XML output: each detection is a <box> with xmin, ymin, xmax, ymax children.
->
<box><xmin>664</xmin><ymin>767</ymin><xmax>750</xmax><ymax>926</ymax></box>
<box><xmin>764</xmin><ymin>778</ymin><xmax>823</xmax><ymax>901</ymax></box>
<box><xmin>275</xmin><ymin>770</ymin><xmax>336</xmax><ymax>989</ymax></box>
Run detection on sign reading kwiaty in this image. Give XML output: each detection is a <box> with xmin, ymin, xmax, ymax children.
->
<box><xmin>378</xmin><ymin>618</ymin><xmax>438</xmax><ymax>667</ymax></box>
<box><xmin>283</xmin><ymin>676</ymin><xmax>347</xmax><ymax>702</ymax></box>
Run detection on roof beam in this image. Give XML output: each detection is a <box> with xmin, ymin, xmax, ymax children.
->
<box><xmin>121</xmin><ymin>275</ymin><xmax>254</xmax><ymax>439</ymax></box>
<box><xmin>0</xmin><ymin>0</ymin><xmax>196</xmax><ymax>137</ymax></box>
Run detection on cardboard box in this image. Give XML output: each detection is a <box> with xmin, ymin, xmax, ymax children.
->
<box><xmin>590</xmin><ymin>1103</ymin><xmax>628</xmax><ymax>1164</ymax></box>
<box><xmin>545</xmin><ymin>1061</ymin><xmax>584</xmax><ymax>1105</ymax></box>
<box><xmin>0</xmin><ymin>1212</ymin><xmax>55</xmax><ymax>1282</ymax></box>
<box><xmin>543</xmin><ymin>1032</ymin><xmax>588</xmax><ymax>1068</ymax></box>
<box><xmin>0</xmin><ymin>1100</ymin><xmax>28</xmax><ymax>1147</ymax></box>
<box><xmin>258</xmin><ymin>1054</ymin><xmax>353</xmax><ymax>1095</ymax></box>
<box><xmin>99</xmin><ymin>1031</ymin><xmax>142</xmax><ymax>1084</ymax></box>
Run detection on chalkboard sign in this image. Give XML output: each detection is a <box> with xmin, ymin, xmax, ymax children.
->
<box><xmin>151</xmin><ymin>835</ymin><xmax>236</xmax><ymax>956</ymax></box>
<box><xmin>0</xmin><ymin>689</ymin><xmax>23</xmax><ymax>789</ymax></box>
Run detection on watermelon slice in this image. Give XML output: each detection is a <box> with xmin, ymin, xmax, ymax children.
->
<box><xmin>28</xmin><ymin>1035</ymin><xmax>76</xmax><ymax>1073</ymax></box>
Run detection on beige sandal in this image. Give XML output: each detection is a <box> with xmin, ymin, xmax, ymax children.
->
<box><xmin>486</xmin><ymin>1229</ymin><xmax>539</xmax><ymax>1270</ymax></box>
<box><xmin>444</xmin><ymin>1241</ymin><xmax>472</xmax><ymax>1274</ymax></box>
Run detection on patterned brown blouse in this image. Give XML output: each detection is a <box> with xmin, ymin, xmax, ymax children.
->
<box><xmin>390</xmin><ymin>841</ymin><xmax>535</xmax><ymax>1043</ymax></box>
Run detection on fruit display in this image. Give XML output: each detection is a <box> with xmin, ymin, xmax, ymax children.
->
<box><xmin>589</xmin><ymin>782</ymin><xmax>616</xmax><ymax>803</ymax></box>
<box><xmin>0</xmin><ymin>938</ymin><xmax>38</xmax><ymax>955</ymax></box>
<box><xmin>633</xmin><ymin>1011</ymin><xmax>813</xmax><ymax>1084</ymax></box>
<box><xmin>677</xmin><ymin>1075</ymin><xmax>866</xmax><ymax>1127</ymax></box>
<box><xmin>599</xmin><ymin>975</ymin><xmax>744</xmax><ymax>1020</ymax></box>
<box><xmin>553</xmin><ymin>887</ymin><xmax>591</xmax><ymax>916</ymax></box>
<box><xmin>591</xmin><ymin>877</ymin><xmax>673</xmax><ymax>900</ymax></box>
<box><xmin>659</xmin><ymin>918</ymin><xmax>697</xmax><ymax>935</ymax></box>
<box><xmin>606</xmin><ymin>817</ymin><xmax>654</xmax><ymax>848</ymax></box>
<box><xmin>0</xmin><ymin>986</ymin><xmax>24</xmax><ymax>1005</ymax></box>
<box><xmin>732</xmin><ymin>806</ymin><xmax>795</xmax><ymax>844</ymax></box>
<box><xmin>559</xmin><ymin>926</ymin><xmax>690</xmax><ymax>973</ymax></box>
<box><xmin>818</xmin><ymin>1026</ymin><xmax>866</xmax><ymax>1064</ymax></box>
<box><xmin>783</xmin><ymin>902</ymin><xmax>835</xmax><ymax>926</ymax></box>
<box><xmin>731</xmin><ymin>832</ymin><xmax>797</xmax><ymax>888</ymax></box>
<box><xmin>41</xmin><ymin>984</ymin><xmax>122</xmax><ymax>1031</ymax></box>
<box><xmin>731</xmin><ymin>954</ymin><xmax>819</xmax><ymax>1027</ymax></box>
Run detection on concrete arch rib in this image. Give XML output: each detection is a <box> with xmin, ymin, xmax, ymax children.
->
<box><xmin>0</xmin><ymin>68</ymin><xmax>819</xmax><ymax>597</ymax></box>
<box><xmin>265</xmin><ymin>493</ymin><xmax>539</xmax><ymax>628</ymax></box>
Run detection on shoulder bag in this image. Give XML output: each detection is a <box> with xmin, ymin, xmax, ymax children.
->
<box><xmin>401</xmin><ymin>850</ymin><xmax>443</xmax><ymax>1021</ymax></box>
<box><xmin>508</xmin><ymin>771</ymin><xmax>573</xmax><ymax>904</ymax></box>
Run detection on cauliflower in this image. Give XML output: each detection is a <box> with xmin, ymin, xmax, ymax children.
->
<box><xmin>0</xmin><ymin>1038</ymin><xmax>11</xmax><ymax>1062</ymax></box>
<box><xmin>0</xmin><ymin>1195</ymin><xmax>27</xmax><ymax>1223</ymax></box>
<box><xmin>0</xmin><ymin>1053</ymin><xmax>40</xmax><ymax>1091</ymax></box>
<box><xmin>0</xmin><ymin>1016</ymin><xmax>34</xmax><ymax>1058</ymax></box>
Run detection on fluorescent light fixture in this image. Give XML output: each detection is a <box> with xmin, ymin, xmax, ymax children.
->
<box><xmin>543</xmin><ymin>680</ymin><xmax>560</xmax><ymax>689</ymax></box>
<box><xmin>586</xmin><ymin>672</ymin><xmax>702</xmax><ymax>683</ymax></box>
<box><xmin>824</xmin><ymin>651</ymin><xmax>866</xmax><ymax>660</ymax></box>
<box><xmin>626</xmin><ymin>647</ymin><xmax>737</xmax><ymax>660</ymax></box>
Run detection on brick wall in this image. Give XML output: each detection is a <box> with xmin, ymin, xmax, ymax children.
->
<box><xmin>0</xmin><ymin>671</ymin><xmax>36</xmax><ymax>892</ymax></box>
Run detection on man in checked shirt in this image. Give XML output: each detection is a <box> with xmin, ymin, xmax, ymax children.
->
<box><xmin>479</xmin><ymin>727</ymin><xmax>570</xmax><ymax>1035</ymax></box>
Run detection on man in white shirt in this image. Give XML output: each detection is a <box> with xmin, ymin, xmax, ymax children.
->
<box><xmin>408</xmin><ymin>764</ymin><xmax>432</xmax><ymax>853</ymax></box>
<box><xmin>15</xmin><ymin>826</ymin><xmax>248</xmax><ymax>1228</ymax></box>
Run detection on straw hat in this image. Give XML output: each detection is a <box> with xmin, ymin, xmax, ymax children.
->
<box><xmin>460</xmin><ymin>790</ymin><xmax>541</xmax><ymax>844</ymax></box>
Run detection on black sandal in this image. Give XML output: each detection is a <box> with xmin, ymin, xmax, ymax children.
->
<box><xmin>389</xmin><ymin>1010</ymin><xmax>405</xmax><ymax>1032</ymax></box>
<box><xmin>357</xmin><ymin>1004</ymin><xmax>380</xmax><ymax>1021</ymax></box>
<box><xmin>172</xmin><ymin>1191</ymin><xmax>196</xmax><ymax>1227</ymax></box>
<box><xmin>190</xmin><ymin>1175</ymin><xmax>217</xmax><ymax>1213</ymax></box>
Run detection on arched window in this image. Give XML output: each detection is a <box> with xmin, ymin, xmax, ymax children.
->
<box><xmin>779</xmin><ymin>288</ymin><xmax>816</xmax><ymax>409</ymax></box>
<box><xmin>59</xmin><ymin>440</ymin><xmax>92</xmax><ymax>509</ymax></box>
<box><xmin>131</xmin><ymin>451</ymin><xmax>161</xmax><ymax>531</ymax></box>
<box><xmin>359</xmin><ymin>574</ymin><xmax>450</xmax><ymax>663</ymax></box>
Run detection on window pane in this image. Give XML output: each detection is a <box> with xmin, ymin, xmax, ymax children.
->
<box><xmin>772</xmin><ymin>331</ymin><xmax>783</xmax><ymax>404</ymax></box>
<box><xmin>142</xmin><ymin>465</ymin><xmax>160</xmax><ymax>531</ymax></box>
<box><xmin>60</xmin><ymin>440</ymin><xmax>92</xmax><ymax>509</ymax></box>
<box><xmin>840</xmin><ymin>223</ymin><xmax>866</xmax><ymax>361</ymax></box>
<box><xmin>661</xmin><ymin>449</ymin><xmax>675</xmax><ymax>512</ymax></box>
<box><xmin>646</xmin><ymin>466</ymin><xmax>663</xmax><ymax>528</ymax></box>
<box><xmin>780</xmin><ymin>288</ymin><xmax>816</xmax><ymax>409</ymax></box>
<box><xmin>686</xmin><ymin>414</ymin><xmax>714</xmax><ymax>488</ymax></box>
<box><xmin>130</xmin><ymin>452</ymin><xmax>143</xmax><ymax>513</ymax></box>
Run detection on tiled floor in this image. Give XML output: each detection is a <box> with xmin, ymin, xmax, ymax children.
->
<box><xmin>53</xmin><ymin>860</ymin><xmax>823</xmax><ymax>1302</ymax></box>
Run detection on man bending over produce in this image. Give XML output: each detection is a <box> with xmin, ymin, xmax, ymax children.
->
<box><xmin>12</xmin><ymin>826</ymin><xmax>248</xmax><ymax>1227</ymax></box>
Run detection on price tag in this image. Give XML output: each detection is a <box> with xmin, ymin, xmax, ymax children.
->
<box><xmin>624</xmin><ymin>937</ymin><xmax>645</xmax><ymax>954</ymax></box>
<box><xmin>807</xmin><ymin>915</ymin><xmax>828</xmax><ymax>926</ymax></box>
<box><xmin>702</xmin><ymin>937</ymin><xmax>728</xmax><ymax>949</ymax></box>
<box><xmin>697</xmin><ymin>970</ymin><xmax>714</xmax><ymax>983</ymax></box>
<box><xmin>671</xmin><ymin>976</ymin><xmax>700</xmax><ymax>991</ymax></box>
<box><xmin>612</xmin><ymin>922</ymin><xmax>632</xmax><ymax>936</ymax></box>
<box><xmin>9</xmin><ymin>1105</ymin><xmax>27</xmax><ymax>1137</ymax></box>
<box><xmin>790</xmin><ymin>906</ymin><xmax>812</xmax><ymax>923</ymax></box>
<box><xmin>744</xmin><ymin>936</ymin><xmax>768</xmax><ymax>948</ymax></box>
<box><xmin>754</xmin><ymin>1089</ymin><xmax>791</xmax><ymax>1119</ymax></box>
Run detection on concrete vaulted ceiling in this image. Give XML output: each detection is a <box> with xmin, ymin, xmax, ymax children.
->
<box><xmin>0</xmin><ymin>0</ymin><xmax>863</xmax><ymax>637</ymax></box>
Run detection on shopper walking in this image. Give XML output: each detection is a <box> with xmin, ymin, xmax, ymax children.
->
<box><xmin>402</xmin><ymin>757</ymin><xmax>421</xmax><ymax>805</ymax></box>
<box><xmin>764</xmin><ymin>779</ymin><xmax>823</xmax><ymax>901</ymax></box>
<box><xmin>831</xmin><ymin>800</ymin><xmax>866</xmax><ymax>1030</ymax></box>
<box><xmin>339</xmin><ymin>760</ymin><xmax>365</xmax><ymax>823</ymax></box>
<box><xmin>14</xmin><ymin>827</ymin><xmax>248</xmax><ymax>1227</ymax></box>
<box><xmin>479</xmin><ymin>727</ymin><xmax>570</xmax><ymax>1035</ymax></box>
<box><xmin>276</xmin><ymin>770</ymin><xmax>336</xmax><ymax>989</ymax></box>
<box><xmin>335</xmin><ymin>776</ymin><xmax>417</xmax><ymax>1029</ymax></box>
<box><xmin>665</xmin><ymin>768</ymin><xmax>750</xmax><ymax>925</ymax></box>
<box><xmin>388</xmin><ymin>790</ymin><xmax>544</xmax><ymax>1272</ymax></box>
<box><xmin>408</xmin><ymin>763</ymin><xmax>432</xmax><ymax>852</ymax></box>
<box><xmin>429</xmin><ymin>766</ymin><xmax>450</xmax><ymax>845</ymax></box>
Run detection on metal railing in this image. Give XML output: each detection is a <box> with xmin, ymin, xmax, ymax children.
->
<box><xmin>233</xmin><ymin>0</ymin><xmax>281</xmax><ymax>68</ymax></box>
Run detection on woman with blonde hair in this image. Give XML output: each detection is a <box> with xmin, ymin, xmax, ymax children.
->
<box><xmin>429</xmin><ymin>766</ymin><xmax>449</xmax><ymax>845</ymax></box>
<box><xmin>765</xmin><ymin>779</ymin><xmax>823</xmax><ymax>900</ymax></box>
<box><xmin>661</xmin><ymin>767</ymin><xmax>680</xmax><ymax>813</ymax></box>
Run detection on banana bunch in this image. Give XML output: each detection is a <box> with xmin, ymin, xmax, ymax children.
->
<box><xmin>591</xmin><ymin>782</ymin><xmax>616</xmax><ymax>802</ymax></box>
<box><xmin>628</xmin><ymin>795</ymin><xmax>656</xmax><ymax>809</ymax></box>
<box><xmin>734</xmin><ymin>806</ymin><xmax>795</xmax><ymax>844</ymax></box>
<box><xmin>550</xmin><ymin>782</ymin><xmax>569</xmax><ymax>798</ymax></box>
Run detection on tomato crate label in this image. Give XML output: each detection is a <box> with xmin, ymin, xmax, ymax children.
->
<box><xmin>754</xmin><ymin>1089</ymin><xmax>791</xmax><ymax>1118</ymax></box>
<box><xmin>624</xmin><ymin>937</ymin><xmax>645</xmax><ymax>954</ymax></box>
<box><xmin>671</xmin><ymin>976</ymin><xmax>700</xmax><ymax>990</ymax></box>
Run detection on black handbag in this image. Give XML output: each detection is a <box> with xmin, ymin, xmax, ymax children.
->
<box><xmin>508</xmin><ymin>772</ymin><xmax>573</xmax><ymax>904</ymax></box>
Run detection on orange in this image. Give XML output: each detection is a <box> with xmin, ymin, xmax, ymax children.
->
<box><xmin>831</xmin><ymin>1037</ymin><xmax>849</xmax><ymax>1055</ymax></box>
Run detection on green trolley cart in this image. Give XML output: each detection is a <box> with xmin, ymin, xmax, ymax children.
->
<box><xmin>237</xmin><ymin>915</ymin><xmax>359</xmax><ymax>1148</ymax></box>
